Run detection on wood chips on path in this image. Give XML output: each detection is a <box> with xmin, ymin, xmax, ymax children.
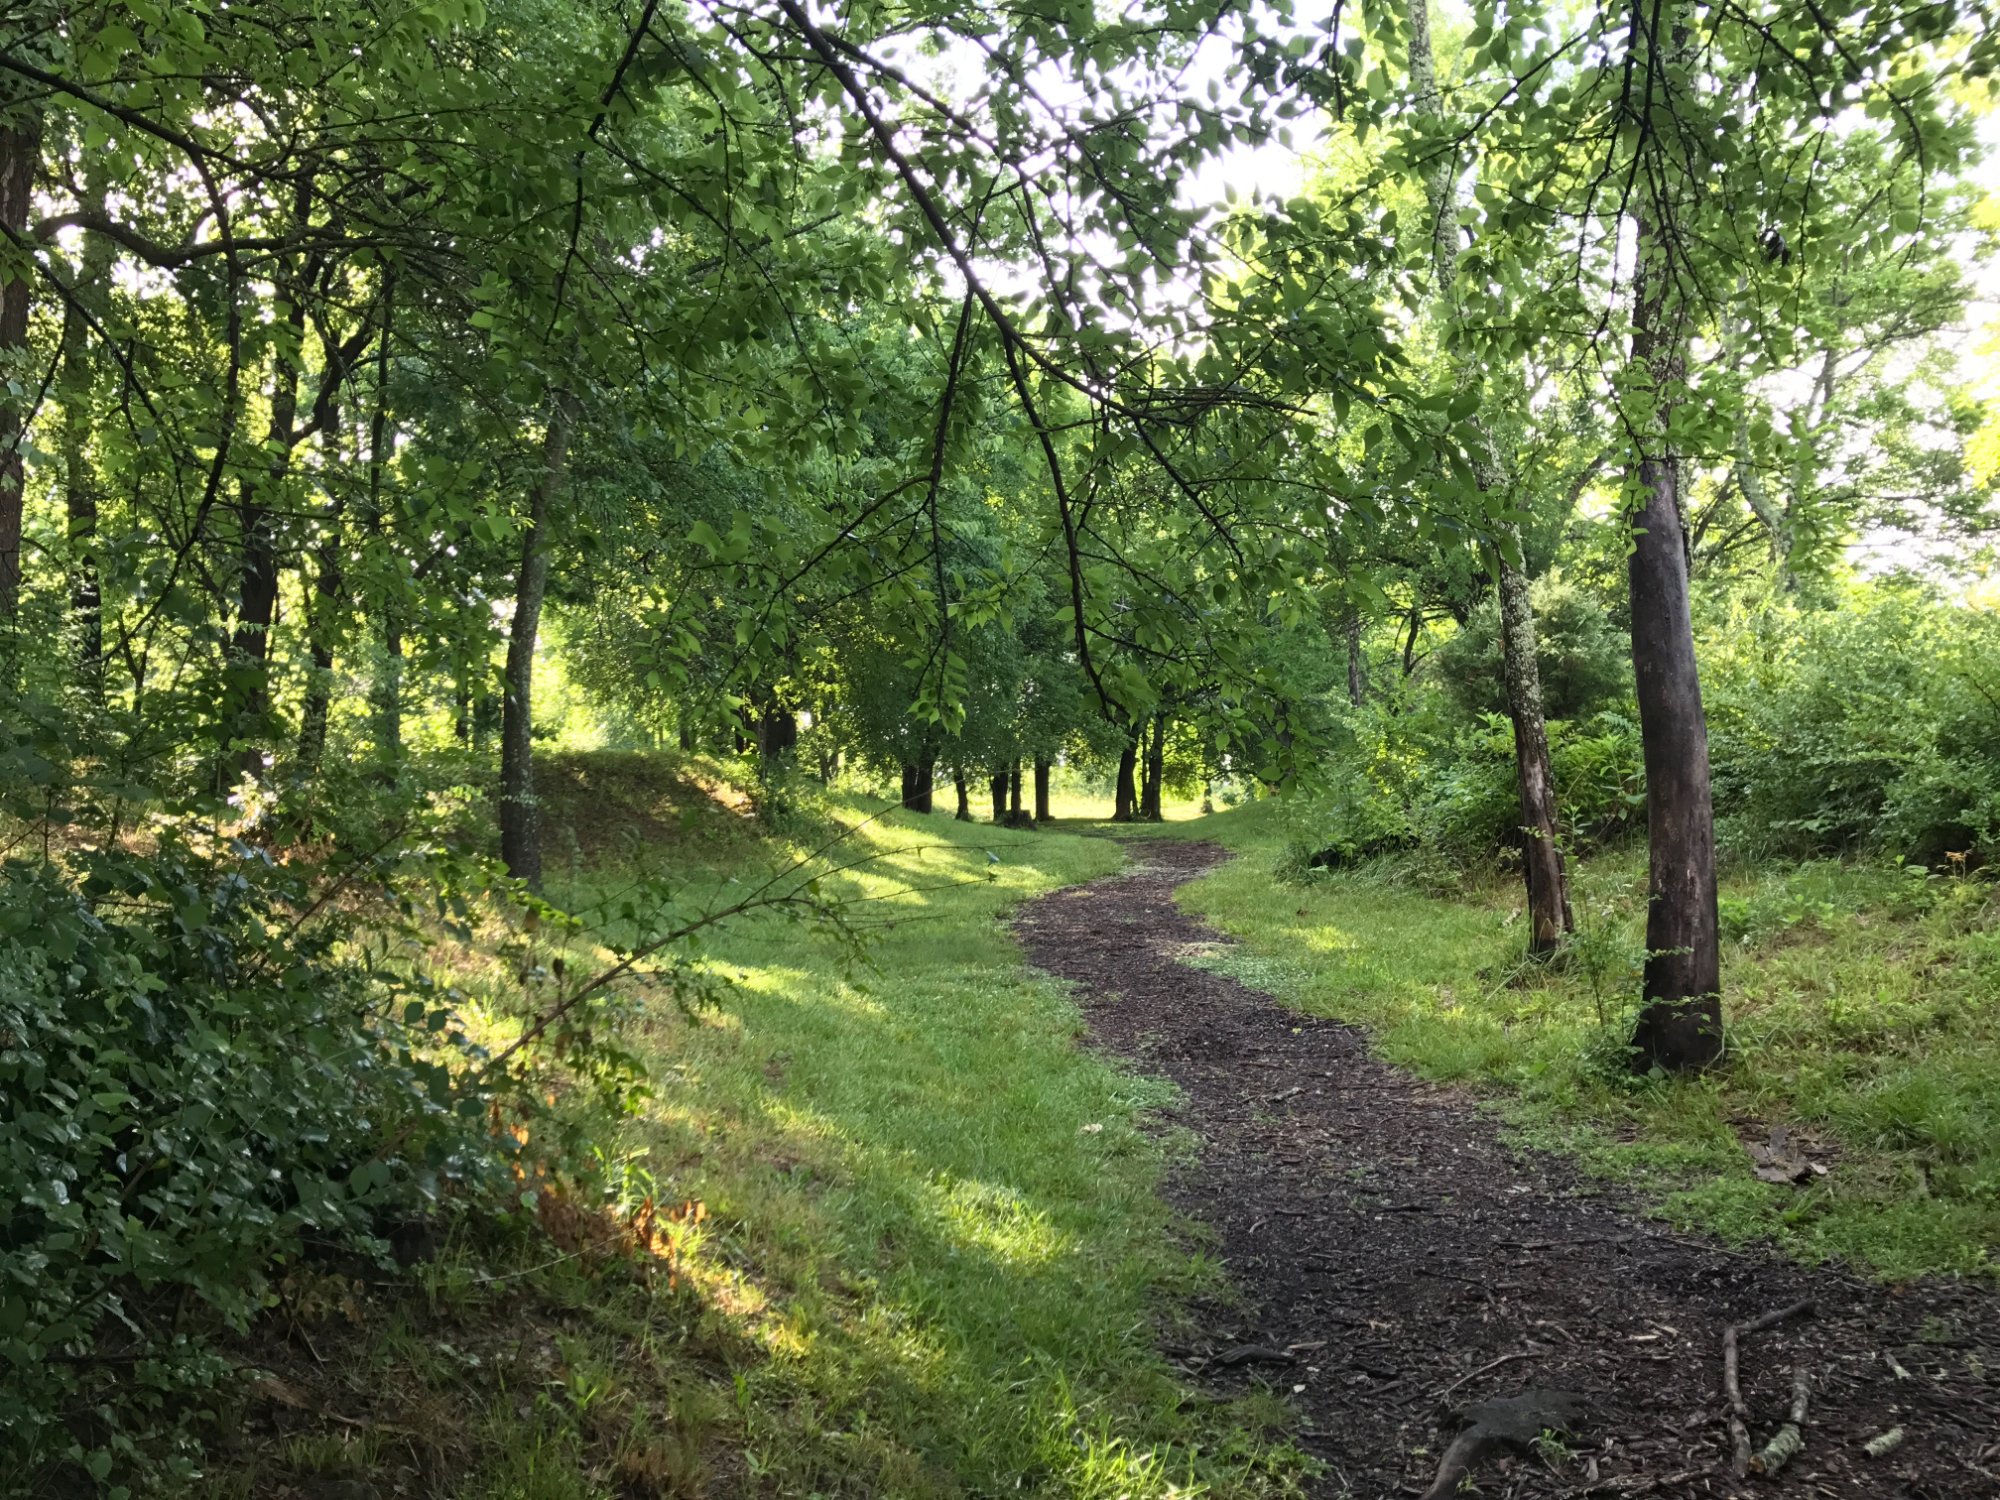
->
<box><xmin>1016</xmin><ymin>840</ymin><xmax>2000</xmax><ymax>1499</ymax></box>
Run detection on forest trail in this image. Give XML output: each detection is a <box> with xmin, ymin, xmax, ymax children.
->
<box><xmin>1016</xmin><ymin>840</ymin><xmax>2000</xmax><ymax>1500</ymax></box>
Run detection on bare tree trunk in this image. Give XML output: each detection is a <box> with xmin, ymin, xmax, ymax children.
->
<box><xmin>223</xmin><ymin>298</ymin><xmax>309</xmax><ymax>783</ymax></box>
<box><xmin>1008</xmin><ymin>760</ymin><xmax>1023</xmax><ymax>819</ymax></box>
<box><xmin>953</xmin><ymin>768</ymin><xmax>971</xmax><ymax>820</ymax></box>
<box><xmin>499</xmin><ymin>391</ymin><xmax>577</xmax><ymax>888</ymax></box>
<box><xmin>989</xmin><ymin>768</ymin><xmax>1007</xmax><ymax>823</ymax></box>
<box><xmin>59</xmin><ymin>194</ymin><xmax>113</xmax><ymax>687</ymax></box>
<box><xmin>1112</xmin><ymin>729</ymin><xmax>1139</xmax><ymax>822</ymax></box>
<box><xmin>0</xmin><ymin>110</ymin><xmax>40</xmax><ymax>632</ymax></box>
<box><xmin>1405</xmin><ymin>0</ymin><xmax>1571</xmax><ymax>952</ymax></box>
<box><xmin>1033</xmin><ymin>756</ymin><xmax>1051</xmax><ymax>823</ymax></box>
<box><xmin>297</xmin><ymin>504</ymin><xmax>343</xmax><ymax>772</ymax></box>
<box><xmin>1140</xmin><ymin>711</ymin><xmax>1166</xmax><ymax>820</ymax></box>
<box><xmin>1626</xmin><ymin>209</ymin><xmax>1723</xmax><ymax>1070</ymax></box>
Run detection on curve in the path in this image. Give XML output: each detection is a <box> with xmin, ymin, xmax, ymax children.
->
<box><xmin>1016</xmin><ymin>839</ymin><xmax>1999</xmax><ymax>1500</ymax></box>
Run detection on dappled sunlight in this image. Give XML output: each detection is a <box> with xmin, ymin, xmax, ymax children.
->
<box><xmin>922</xmin><ymin>1172</ymin><xmax>1071</xmax><ymax>1268</ymax></box>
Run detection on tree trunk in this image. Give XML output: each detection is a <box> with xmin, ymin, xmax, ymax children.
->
<box><xmin>1112</xmin><ymin>731</ymin><xmax>1139</xmax><ymax>822</ymax></box>
<box><xmin>0</xmin><ymin>110</ymin><xmax>38</xmax><ymax>632</ymax></box>
<box><xmin>1033</xmin><ymin>756</ymin><xmax>1052</xmax><ymax>823</ymax></box>
<box><xmin>1140</xmin><ymin>712</ymin><xmax>1166</xmax><ymax>820</ymax></box>
<box><xmin>297</xmin><ymin>513</ymin><xmax>343</xmax><ymax>773</ymax></box>
<box><xmin>755</xmin><ymin>687</ymin><xmax>797</xmax><ymax>763</ymax></box>
<box><xmin>59</xmin><ymin>193</ymin><xmax>113</xmax><ymax>686</ymax></box>
<box><xmin>1626</xmin><ymin>208</ymin><xmax>1723</xmax><ymax>1070</ymax></box>
<box><xmin>953</xmin><ymin>768</ymin><xmax>971</xmax><ymax>820</ymax></box>
<box><xmin>989</xmin><ymin>768</ymin><xmax>1007</xmax><ymax>823</ymax></box>
<box><xmin>499</xmin><ymin>391</ymin><xmax>577</xmax><ymax>888</ymax></box>
<box><xmin>900</xmin><ymin>760</ymin><xmax>934</xmax><ymax>813</ymax></box>
<box><xmin>1405</xmin><ymin>0</ymin><xmax>1571</xmax><ymax>951</ymax></box>
<box><xmin>1009</xmin><ymin>760</ymin><xmax>1023</xmax><ymax>819</ymax></box>
<box><xmin>223</xmin><ymin>298</ymin><xmax>309</xmax><ymax>783</ymax></box>
<box><xmin>1498</xmin><ymin>561</ymin><xmax>1574</xmax><ymax>951</ymax></box>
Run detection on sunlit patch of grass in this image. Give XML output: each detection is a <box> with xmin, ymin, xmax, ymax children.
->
<box><xmin>1178</xmin><ymin>800</ymin><xmax>2000</xmax><ymax>1281</ymax></box>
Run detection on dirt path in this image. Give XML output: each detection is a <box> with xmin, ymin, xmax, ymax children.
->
<box><xmin>1017</xmin><ymin>841</ymin><xmax>2000</xmax><ymax>1500</ymax></box>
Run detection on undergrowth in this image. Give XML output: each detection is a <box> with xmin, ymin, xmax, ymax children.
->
<box><xmin>1180</xmin><ymin>799</ymin><xmax>2000</xmax><ymax>1282</ymax></box>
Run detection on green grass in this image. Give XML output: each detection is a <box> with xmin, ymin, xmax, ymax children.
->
<box><xmin>209</xmin><ymin>753</ymin><xmax>1306</xmax><ymax>1499</ymax></box>
<box><xmin>1178</xmin><ymin>799</ymin><xmax>2000</xmax><ymax>1282</ymax></box>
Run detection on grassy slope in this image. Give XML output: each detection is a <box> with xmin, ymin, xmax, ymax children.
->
<box><xmin>218</xmin><ymin>754</ymin><xmax>1301</xmax><ymax>1500</ymax></box>
<box><xmin>1176</xmin><ymin>799</ymin><xmax>2000</xmax><ymax>1281</ymax></box>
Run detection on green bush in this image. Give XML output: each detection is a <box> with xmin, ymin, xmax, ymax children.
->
<box><xmin>1703</xmin><ymin>585</ymin><xmax>2000</xmax><ymax>862</ymax></box>
<box><xmin>0</xmin><ymin>835</ymin><xmax>504</xmax><ymax>1489</ymax></box>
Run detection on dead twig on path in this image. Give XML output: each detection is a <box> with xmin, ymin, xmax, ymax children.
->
<box><xmin>1435</xmin><ymin>1348</ymin><xmax>1537</xmax><ymax>1400</ymax></box>
<box><xmin>1749</xmin><ymin>1367</ymin><xmax>1812</xmax><ymax>1475</ymax></box>
<box><xmin>1721</xmin><ymin>1299</ymin><xmax>1815</xmax><ymax>1476</ymax></box>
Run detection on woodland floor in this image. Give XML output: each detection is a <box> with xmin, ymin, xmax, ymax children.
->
<box><xmin>1016</xmin><ymin>840</ymin><xmax>2000</xmax><ymax>1500</ymax></box>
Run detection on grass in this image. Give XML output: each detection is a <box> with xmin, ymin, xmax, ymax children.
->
<box><xmin>202</xmin><ymin>752</ymin><xmax>1306</xmax><ymax>1499</ymax></box>
<box><xmin>1176</xmin><ymin>798</ymin><xmax>2000</xmax><ymax>1282</ymax></box>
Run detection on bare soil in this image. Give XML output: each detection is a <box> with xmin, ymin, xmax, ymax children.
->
<box><xmin>1016</xmin><ymin>840</ymin><xmax>2000</xmax><ymax>1499</ymax></box>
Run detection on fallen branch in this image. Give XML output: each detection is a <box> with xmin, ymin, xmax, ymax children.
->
<box><xmin>1749</xmin><ymin>1367</ymin><xmax>1812</xmax><ymax>1475</ymax></box>
<box><xmin>1863</xmin><ymin>1426</ymin><xmax>1904</xmax><ymax>1459</ymax></box>
<box><xmin>1721</xmin><ymin>1299</ymin><xmax>1816</xmax><ymax>1477</ymax></box>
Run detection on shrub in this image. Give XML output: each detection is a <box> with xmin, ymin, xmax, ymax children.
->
<box><xmin>1703</xmin><ymin>584</ymin><xmax>2000</xmax><ymax>862</ymax></box>
<box><xmin>0</xmin><ymin>833</ymin><xmax>504</xmax><ymax>1488</ymax></box>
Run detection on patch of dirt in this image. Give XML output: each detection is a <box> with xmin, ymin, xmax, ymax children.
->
<box><xmin>1017</xmin><ymin>840</ymin><xmax>2000</xmax><ymax>1499</ymax></box>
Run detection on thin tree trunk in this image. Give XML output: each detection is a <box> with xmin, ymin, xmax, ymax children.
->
<box><xmin>916</xmin><ymin>758</ymin><xmax>935</xmax><ymax>813</ymax></box>
<box><xmin>0</xmin><ymin>111</ymin><xmax>40</xmax><ymax>632</ymax></box>
<box><xmin>1009</xmin><ymin>760</ymin><xmax>1023</xmax><ymax>819</ymax></box>
<box><xmin>499</xmin><ymin>391</ymin><xmax>577</xmax><ymax>888</ymax></box>
<box><xmin>953</xmin><ymin>768</ymin><xmax>971</xmax><ymax>820</ymax></box>
<box><xmin>1405</xmin><ymin>0</ymin><xmax>1571</xmax><ymax>951</ymax></box>
<box><xmin>364</xmin><ymin>291</ymin><xmax>402</xmax><ymax>772</ymax></box>
<box><xmin>1033</xmin><ymin>756</ymin><xmax>1051</xmax><ymax>823</ymax></box>
<box><xmin>297</xmin><ymin>499</ymin><xmax>343</xmax><ymax>772</ymax></box>
<box><xmin>223</xmin><ymin>298</ymin><xmax>309</xmax><ymax>782</ymax></box>
<box><xmin>1626</xmin><ymin>206</ymin><xmax>1723</xmax><ymax>1069</ymax></box>
<box><xmin>59</xmin><ymin>194</ymin><xmax>113</xmax><ymax>687</ymax></box>
<box><xmin>989</xmin><ymin>768</ymin><xmax>1007</xmax><ymax>823</ymax></box>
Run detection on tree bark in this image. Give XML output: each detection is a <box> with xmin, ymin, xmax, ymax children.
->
<box><xmin>58</xmin><ymin>190</ymin><xmax>113</xmax><ymax>686</ymax></box>
<box><xmin>1009</xmin><ymin>760</ymin><xmax>1023</xmax><ymax>819</ymax></box>
<box><xmin>1112</xmin><ymin>730</ymin><xmax>1139</xmax><ymax>822</ymax></box>
<box><xmin>989</xmin><ymin>768</ymin><xmax>1007</xmax><ymax>823</ymax></box>
<box><xmin>953</xmin><ymin>768</ymin><xmax>971</xmax><ymax>820</ymax></box>
<box><xmin>1405</xmin><ymin>0</ymin><xmax>1571</xmax><ymax>951</ymax></box>
<box><xmin>297</xmin><ymin>476</ymin><xmax>344</xmax><ymax>774</ymax></box>
<box><xmin>0</xmin><ymin>110</ymin><xmax>40</xmax><ymax>630</ymax></box>
<box><xmin>755</xmin><ymin>690</ymin><xmax>796</xmax><ymax>762</ymax></box>
<box><xmin>499</xmin><ymin>391</ymin><xmax>577</xmax><ymax>888</ymax></box>
<box><xmin>1140</xmin><ymin>711</ymin><xmax>1166</xmax><ymax>821</ymax></box>
<box><xmin>1626</xmin><ymin>207</ymin><xmax>1723</xmax><ymax>1070</ymax></box>
<box><xmin>223</xmin><ymin>296</ymin><xmax>309</xmax><ymax>783</ymax></box>
<box><xmin>1033</xmin><ymin>756</ymin><xmax>1052</xmax><ymax>823</ymax></box>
